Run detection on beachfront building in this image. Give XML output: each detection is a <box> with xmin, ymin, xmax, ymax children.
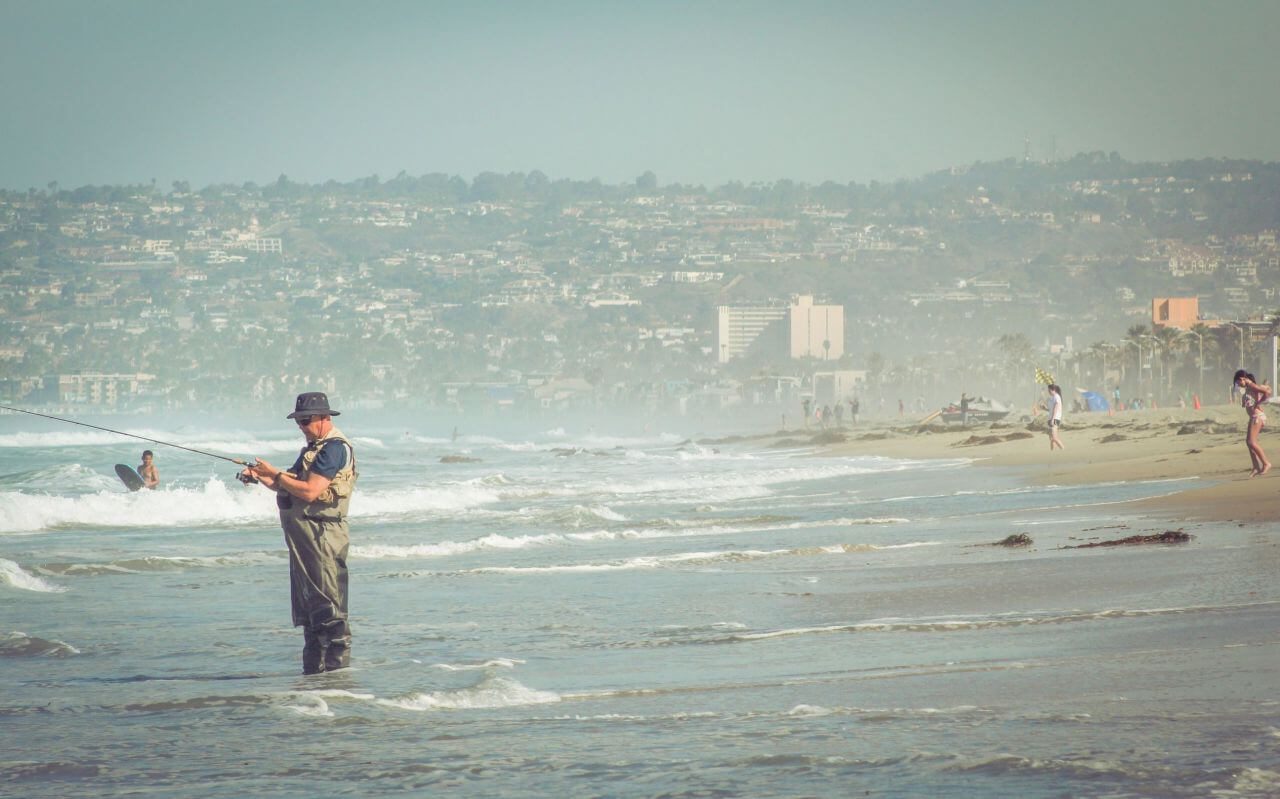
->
<box><xmin>789</xmin><ymin>295</ymin><xmax>844</xmax><ymax>361</ymax></box>
<box><xmin>1151</xmin><ymin>297</ymin><xmax>1203</xmax><ymax>329</ymax></box>
<box><xmin>37</xmin><ymin>372</ymin><xmax>157</xmax><ymax>406</ymax></box>
<box><xmin>715</xmin><ymin>295</ymin><xmax>845</xmax><ymax>363</ymax></box>
<box><xmin>715</xmin><ymin>305</ymin><xmax>788</xmax><ymax>363</ymax></box>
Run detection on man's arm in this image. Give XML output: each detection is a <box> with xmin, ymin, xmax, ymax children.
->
<box><xmin>245</xmin><ymin>444</ymin><xmax>342</xmax><ymax>502</ymax></box>
<box><xmin>275</xmin><ymin>471</ymin><xmax>333</xmax><ymax>503</ymax></box>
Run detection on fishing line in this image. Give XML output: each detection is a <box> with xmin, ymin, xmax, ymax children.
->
<box><xmin>0</xmin><ymin>404</ymin><xmax>250</xmax><ymax>465</ymax></box>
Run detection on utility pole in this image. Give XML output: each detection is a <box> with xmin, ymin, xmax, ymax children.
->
<box><xmin>1225</xmin><ymin>323</ymin><xmax>1246</xmax><ymax>370</ymax></box>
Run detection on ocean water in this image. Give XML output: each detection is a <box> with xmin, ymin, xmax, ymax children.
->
<box><xmin>2</xmin><ymin>412</ymin><xmax>1279</xmax><ymax>798</ymax></box>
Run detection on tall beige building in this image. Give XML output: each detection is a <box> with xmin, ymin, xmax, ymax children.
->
<box><xmin>716</xmin><ymin>295</ymin><xmax>844</xmax><ymax>363</ymax></box>
<box><xmin>788</xmin><ymin>295</ymin><xmax>844</xmax><ymax>361</ymax></box>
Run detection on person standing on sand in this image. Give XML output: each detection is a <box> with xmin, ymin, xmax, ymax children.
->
<box><xmin>1233</xmin><ymin>370</ymin><xmax>1271</xmax><ymax>476</ymax></box>
<box><xmin>1046</xmin><ymin>384</ymin><xmax>1065</xmax><ymax>451</ymax></box>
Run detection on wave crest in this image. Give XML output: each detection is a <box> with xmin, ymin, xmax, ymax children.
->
<box><xmin>0</xmin><ymin>558</ymin><xmax>67</xmax><ymax>592</ymax></box>
<box><xmin>381</xmin><ymin>676</ymin><xmax>560</xmax><ymax>711</ymax></box>
<box><xmin>0</xmin><ymin>631</ymin><xmax>79</xmax><ymax>657</ymax></box>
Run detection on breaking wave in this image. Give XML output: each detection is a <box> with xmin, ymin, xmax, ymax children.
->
<box><xmin>380</xmin><ymin>676</ymin><xmax>561</xmax><ymax>711</ymax></box>
<box><xmin>0</xmin><ymin>631</ymin><xmax>80</xmax><ymax>657</ymax></box>
<box><xmin>0</xmin><ymin>558</ymin><xmax>68</xmax><ymax>593</ymax></box>
<box><xmin>0</xmin><ymin>478</ymin><xmax>275</xmax><ymax>534</ymax></box>
<box><xmin>455</xmin><ymin>541</ymin><xmax>932</xmax><ymax>575</ymax></box>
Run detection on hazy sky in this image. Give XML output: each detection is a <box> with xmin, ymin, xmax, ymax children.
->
<box><xmin>2</xmin><ymin>0</ymin><xmax>1278</xmax><ymax>191</ymax></box>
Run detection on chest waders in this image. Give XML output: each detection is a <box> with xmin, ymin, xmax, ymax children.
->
<box><xmin>278</xmin><ymin>428</ymin><xmax>357</xmax><ymax>674</ymax></box>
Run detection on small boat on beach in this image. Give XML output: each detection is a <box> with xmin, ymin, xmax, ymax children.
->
<box><xmin>937</xmin><ymin>396</ymin><xmax>1013</xmax><ymax>424</ymax></box>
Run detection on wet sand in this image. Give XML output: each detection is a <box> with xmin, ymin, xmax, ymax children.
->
<box><xmin>799</xmin><ymin>403</ymin><xmax>1279</xmax><ymax>524</ymax></box>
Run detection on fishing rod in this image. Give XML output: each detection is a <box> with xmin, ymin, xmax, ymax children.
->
<box><xmin>0</xmin><ymin>404</ymin><xmax>252</xmax><ymax>465</ymax></box>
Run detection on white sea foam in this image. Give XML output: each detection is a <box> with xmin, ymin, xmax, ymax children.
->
<box><xmin>41</xmin><ymin>551</ymin><xmax>279</xmax><ymax>576</ymax></box>
<box><xmin>353</xmin><ymin>532</ymin><xmax>566</xmax><ymax>560</ymax></box>
<box><xmin>458</xmin><ymin>541</ymin><xmax>918</xmax><ymax>575</ymax></box>
<box><xmin>550</xmin><ymin>504</ymin><xmax>628</xmax><ymax>526</ymax></box>
<box><xmin>0</xmin><ymin>478</ymin><xmax>275</xmax><ymax>534</ymax></box>
<box><xmin>489</xmin><ymin>440</ymin><xmax>536</xmax><ymax>452</ymax></box>
<box><xmin>380</xmin><ymin>676</ymin><xmax>560</xmax><ymax>711</ymax></box>
<box><xmin>0</xmin><ymin>463</ymin><xmax>120</xmax><ymax>492</ymax></box>
<box><xmin>0</xmin><ymin>631</ymin><xmax>80</xmax><ymax>656</ymax></box>
<box><xmin>432</xmin><ymin>658</ymin><xmax>524</xmax><ymax>671</ymax></box>
<box><xmin>0</xmin><ymin>558</ymin><xmax>68</xmax><ymax>593</ymax></box>
<box><xmin>352</xmin><ymin>455</ymin><xmax>941</xmax><ymax>522</ymax></box>
<box><xmin>371</xmin><ymin>517</ymin><xmax>917</xmax><ymax>562</ymax></box>
<box><xmin>352</xmin><ymin>483</ymin><xmax>504</xmax><ymax>517</ymax></box>
<box><xmin>567</xmin><ymin>458</ymin><xmax>950</xmax><ymax>504</ymax></box>
<box><xmin>788</xmin><ymin>704</ymin><xmax>835</xmax><ymax>716</ymax></box>
<box><xmin>569</xmin><ymin>432</ymin><xmax>685</xmax><ymax>449</ymax></box>
<box><xmin>278</xmin><ymin>693</ymin><xmax>333</xmax><ymax>717</ymax></box>
<box><xmin>729</xmin><ymin>605</ymin><xmax>1254</xmax><ymax>641</ymax></box>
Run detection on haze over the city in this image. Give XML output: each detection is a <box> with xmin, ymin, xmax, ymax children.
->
<box><xmin>3</xmin><ymin>0</ymin><xmax>1279</xmax><ymax>191</ymax></box>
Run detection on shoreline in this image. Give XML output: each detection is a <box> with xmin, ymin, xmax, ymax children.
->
<box><xmin>759</xmin><ymin>403</ymin><xmax>1279</xmax><ymax>525</ymax></box>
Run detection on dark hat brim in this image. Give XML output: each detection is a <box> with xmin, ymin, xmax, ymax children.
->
<box><xmin>286</xmin><ymin>409</ymin><xmax>340</xmax><ymax>419</ymax></box>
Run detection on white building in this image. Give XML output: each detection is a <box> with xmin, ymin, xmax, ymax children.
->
<box><xmin>715</xmin><ymin>295</ymin><xmax>845</xmax><ymax>363</ymax></box>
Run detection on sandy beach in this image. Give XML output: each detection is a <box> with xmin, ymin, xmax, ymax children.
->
<box><xmin>804</xmin><ymin>402</ymin><xmax>1280</xmax><ymax>525</ymax></box>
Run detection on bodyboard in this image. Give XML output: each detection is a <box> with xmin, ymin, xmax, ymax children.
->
<box><xmin>115</xmin><ymin>463</ymin><xmax>145</xmax><ymax>492</ymax></box>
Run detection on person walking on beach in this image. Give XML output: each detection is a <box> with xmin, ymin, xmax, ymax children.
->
<box><xmin>137</xmin><ymin>449</ymin><xmax>159</xmax><ymax>489</ymax></box>
<box><xmin>1045</xmin><ymin>384</ymin><xmax>1065</xmax><ymax>451</ymax></box>
<box><xmin>1233</xmin><ymin>370</ymin><xmax>1271</xmax><ymax>476</ymax></box>
<box><xmin>241</xmin><ymin>392</ymin><xmax>359</xmax><ymax>674</ymax></box>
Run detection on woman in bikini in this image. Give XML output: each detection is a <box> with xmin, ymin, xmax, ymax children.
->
<box><xmin>1234</xmin><ymin>370</ymin><xmax>1271</xmax><ymax>476</ymax></box>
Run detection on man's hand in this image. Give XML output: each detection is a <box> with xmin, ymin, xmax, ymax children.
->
<box><xmin>240</xmin><ymin>459</ymin><xmax>284</xmax><ymax>489</ymax></box>
<box><xmin>248</xmin><ymin>459</ymin><xmax>278</xmax><ymax>481</ymax></box>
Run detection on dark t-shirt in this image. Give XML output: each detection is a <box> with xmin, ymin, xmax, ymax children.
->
<box><xmin>291</xmin><ymin>439</ymin><xmax>349</xmax><ymax>480</ymax></box>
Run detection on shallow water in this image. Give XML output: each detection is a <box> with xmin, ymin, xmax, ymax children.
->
<box><xmin>2</xmin><ymin>415</ymin><xmax>1278</xmax><ymax>797</ymax></box>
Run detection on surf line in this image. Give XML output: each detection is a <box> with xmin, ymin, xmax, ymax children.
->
<box><xmin>0</xmin><ymin>404</ymin><xmax>251</xmax><ymax>465</ymax></box>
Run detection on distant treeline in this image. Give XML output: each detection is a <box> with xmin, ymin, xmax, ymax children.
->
<box><xmin>8</xmin><ymin>152</ymin><xmax>1280</xmax><ymax>235</ymax></box>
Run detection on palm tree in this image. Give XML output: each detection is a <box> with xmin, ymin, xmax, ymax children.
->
<box><xmin>1124</xmin><ymin>324</ymin><xmax>1150</xmax><ymax>341</ymax></box>
<box><xmin>997</xmin><ymin>332</ymin><xmax>1034</xmax><ymax>385</ymax></box>
<box><xmin>1183</xmin><ymin>324</ymin><xmax>1214</xmax><ymax>400</ymax></box>
<box><xmin>1152</xmin><ymin>325</ymin><xmax>1182</xmax><ymax>394</ymax></box>
<box><xmin>1266</xmin><ymin>311</ymin><xmax>1280</xmax><ymax>341</ymax></box>
<box><xmin>1087</xmin><ymin>341</ymin><xmax>1117</xmax><ymax>388</ymax></box>
<box><xmin>1212</xmin><ymin>325</ymin><xmax>1241</xmax><ymax>371</ymax></box>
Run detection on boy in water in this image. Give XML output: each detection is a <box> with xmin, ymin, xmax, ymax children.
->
<box><xmin>138</xmin><ymin>450</ymin><xmax>159</xmax><ymax>489</ymax></box>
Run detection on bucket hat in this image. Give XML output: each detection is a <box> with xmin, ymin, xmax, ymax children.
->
<box><xmin>287</xmin><ymin>391</ymin><xmax>341</xmax><ymax>419</ymax></box>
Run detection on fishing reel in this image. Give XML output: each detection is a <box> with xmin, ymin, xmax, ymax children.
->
<box><xmin>235</xmin><ymin>461</ymin><xmax>260</xmax><ymax>485</ymax></box>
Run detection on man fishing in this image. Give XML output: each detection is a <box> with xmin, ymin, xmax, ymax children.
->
<box><xmin>241</xmin><ymin>392</ymin><xmax>358</xmax><ymax>675</ymax></box>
